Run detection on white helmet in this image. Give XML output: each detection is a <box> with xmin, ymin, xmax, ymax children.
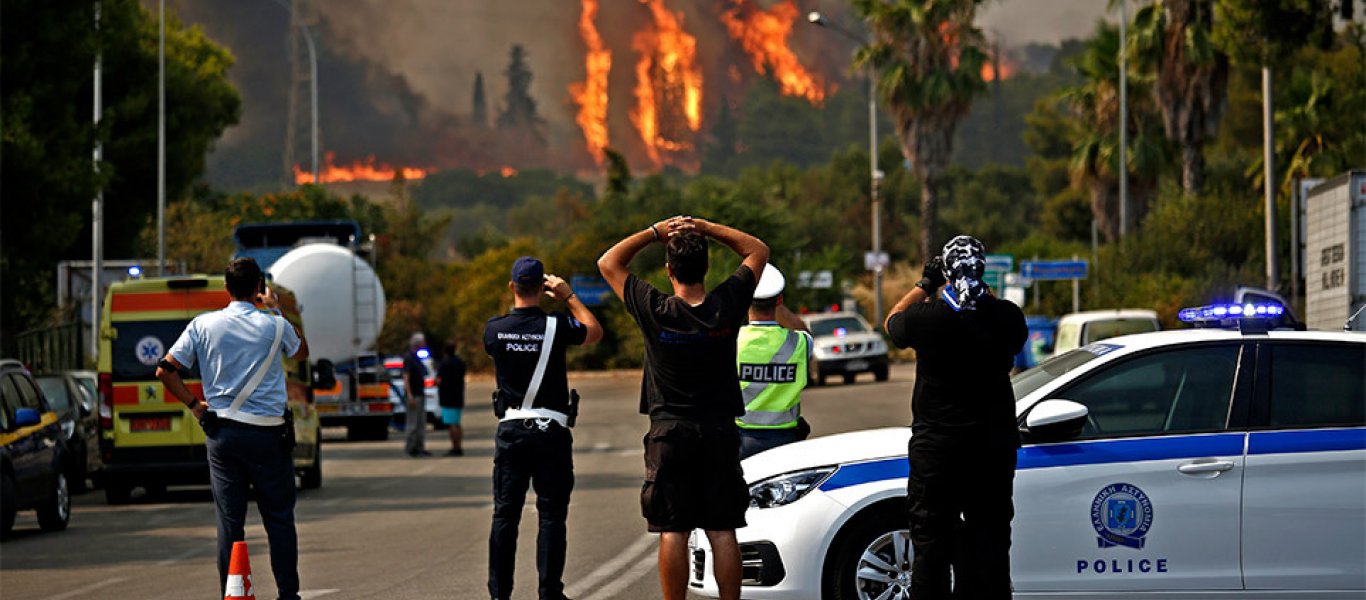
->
<box><xmin>753</xmin><ymin>264</ymin><xmax>786</xmax><ymax>300</ymax></box>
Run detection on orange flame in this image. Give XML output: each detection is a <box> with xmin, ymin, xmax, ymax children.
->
<box><xmin>499</xmin><ymin>166</ymin><xmax>518</xmax><ymax>178</ymax></box>
<box><xmin>631</xmin><ymin>0</ymin><xmax>703</xmax><ymax>167</ymax></box>
<box><xmin>294</xmin><ymin>153</ymin><xmax>430</xmax><ymax>185</ymax></box>
<box><xmin>719</xmin><ymin>0</ymin><xmax>827</xmax><ymax>105</ymax></box>
<box><xmin>981</xmin><ymin>56</ymin><xmax>1016</xmax><ymax>82</ymax></box>
<box><xmin>569</xmin><ymin>0</ymin><xmax>612</xmax><ymax>165</ymax></box>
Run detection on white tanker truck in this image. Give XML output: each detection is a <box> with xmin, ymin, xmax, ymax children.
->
<box><xmin>233</xmin><ymin>221</ymin><xmax>393</xmax><ymax>440</ymax></box>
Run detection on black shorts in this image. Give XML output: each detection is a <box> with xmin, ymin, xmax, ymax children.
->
<box><xmin>641</xmin><ymin>419</ymin><xmax>749</xmax><ymax>533</ymax></box>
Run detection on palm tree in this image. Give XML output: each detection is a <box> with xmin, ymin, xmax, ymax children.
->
<box><xmin>1130</xmin><ymin>0</ymin><xmax>1229</xmax><ymax>195</ymax></box>
<box><xmin>853</xmin><ymin>0</ymin><xmax>988</xmax><ymax>260</ymax></box>
<box><xmin>1059</xmin><ymin>23</ymin><xmax>1170</xmax><ymax>242</ymax></box>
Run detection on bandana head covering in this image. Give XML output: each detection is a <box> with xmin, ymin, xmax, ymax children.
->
<box><xmin>940</xmin><ymin>235</ymin><xmax>987</xmax><ymax>311</ymax></box>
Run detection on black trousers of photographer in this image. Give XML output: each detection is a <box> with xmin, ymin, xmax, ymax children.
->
<box><xmin>207</xmin><ymin>421</ymin><xmax>300</xmax><ymax>600</ymax></box>
<box><xmin>488</xmin><ymin>420</ymin><xmax>574</xmax><ymax>600</ymax></box>
<box><xmin>906</xmin><ymin>434</ymin><xmax>1017</xmax><ymax>600</ymax></box>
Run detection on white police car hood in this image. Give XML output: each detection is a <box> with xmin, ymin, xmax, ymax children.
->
<box><xmin>740</xmin><ymin>427</ymin><xmax>911</xmax><ymax>484</ymax></box>
<box><xmin>812</xmin><ymin>330</ymin><xmax>882</xmax><ymax>353</ymax></box>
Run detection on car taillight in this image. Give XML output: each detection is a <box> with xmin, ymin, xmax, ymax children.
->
<box><xmin>99</xmin><ymin>372</ymin><xmax>114</xmax><ymax>430</ymax></box>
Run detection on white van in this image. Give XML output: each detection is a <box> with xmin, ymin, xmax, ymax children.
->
<box><xmin>1052</xmin><ymin>309</ymin><xmax>1160</xmax><ymax>356</ymax></box>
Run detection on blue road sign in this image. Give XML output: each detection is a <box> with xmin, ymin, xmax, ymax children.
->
<box><xmin>570</xmin><ymin>275</ymin><xmax>614</xmax><ymax>306</ymax></box>
<box><xmin>1020</xmin><ymin>260</ymin><xmax>1089</xmax><ymax>281</ymax></box>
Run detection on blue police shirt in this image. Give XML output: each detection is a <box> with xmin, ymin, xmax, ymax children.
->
<box><xmin>169</xmin><ymin>301</ymin><xmax>302</xmax><ymax>423</ymax></box>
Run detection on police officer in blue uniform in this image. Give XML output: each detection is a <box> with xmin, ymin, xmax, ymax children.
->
<box><xmin>484</xmin><ymin>256</ymin><xmax>603</xmax><ymax>600</ymax></box>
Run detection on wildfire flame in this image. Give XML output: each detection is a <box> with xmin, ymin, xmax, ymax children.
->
<box><xmin>294</xmin><ymin>153</ymin><xmax>430</xmax><ymax>185</ymax></box>
<box><xmin>569</xmin><ymin>0</ymin><xmax>612</xmax><ymax>165</ymax></box>
<box><xmin>631</xmin><ymin>0</ymin><xmax>703</xmax><ymax>167</ymax></box>
<box><xmin>719</xmin><ymin>0</ymin><xmax>827</xmax><ymax>105</ymax></box>
<box><xmin>981</xmin><ymin>56</ymin><xmax>1016</xmax><ymax>82</ymax></box>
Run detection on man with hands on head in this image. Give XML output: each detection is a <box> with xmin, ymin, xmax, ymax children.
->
<box><xmin>883</xmin><ymin>236</ymin><xmax>1027</xmax><ymax>600</ymax></box>
<box><xmin>597</xmin><ymin>215</ymin><xmax>768</xmax><ymax>600</ymax></box>
<box><xmin>155</xmin><ymin>257</ymin><xmax>309</xmax><ymax>600</ymax></box>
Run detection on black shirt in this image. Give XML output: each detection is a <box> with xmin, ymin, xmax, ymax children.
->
<box><xmin>436</xmin><ymin>354</ymin><xmax>466</xmax><ymax>409</ymax></box>
<box><xmin>483</xmin><ymin>307</ymin><xmax>588</xmax><ymax>414</ymax></box>
<box><xmin>403</xmin><ymin>351</ymin><xmax>426</xmax><ymax>402</ymax></box>
<box><xmin>623</xmin><ymin>266</ymin><xmax>757</xmax><ymax>423</ymax></box>
<box><xmin>886</xmin><ymin>296</ymin><xmax>1027</xmax><ymax>442</ymax></box>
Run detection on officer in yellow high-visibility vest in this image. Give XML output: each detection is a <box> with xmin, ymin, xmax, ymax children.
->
<box><xmin>736</xmin><ymin>265</ymin><xmax>814</xmax><ymax>459</ymax></box>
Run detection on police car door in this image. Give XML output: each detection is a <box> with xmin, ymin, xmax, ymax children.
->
<box><xmin>1012</xmin><ymin>342</ymin><xmax>1251</xmax><ymax>592</ymax></box>
<box><xmin>1241</xmin><ymin>341</ymin><xmax>1366</xmax><ymax>592</ymax></box>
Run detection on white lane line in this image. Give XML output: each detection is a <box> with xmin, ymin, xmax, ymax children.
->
<box><xmin>582</xmin><ymin>551</ymin><xmax>657</xmax><ymax>600</ymax></box>
<box><xmin>321</xmin><ymin>497</ymin><xmax>345</xmax><ymax>507</ymax></box>
<box><xmin>563</xmin><ymin>533</ymin><xmax>656</xmax><ymax>598</ymax></box>
<box><xmin>43</xmin><ymin>577</ymin><xmax>129</xmax><ymax>600</ymax></box>
<box><xmin>299</xmin><ymin>589</ymin><xmax>341</xmax><ymax>599</ymax></box>
<box><xmin>154</xmin><ymin>547</ymin><xmax>202</xmax><ymax>567</ymax></box>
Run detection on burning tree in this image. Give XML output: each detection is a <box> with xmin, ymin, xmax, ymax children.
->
<box><xmin>854</xmin><ymin>0</ymin><xmax>989</xmax><ymax>260</ymax></box>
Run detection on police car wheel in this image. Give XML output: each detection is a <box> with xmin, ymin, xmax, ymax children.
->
<box><xmin>843</xmin><ymin>373</ymin><xmax>857</xmax><ymax>385</ymax></box>
<box><xmin>36</xmin><ymin>472</ymin><xmax>70</xmax><ymax>532</ymax></box>
<box><xmin>1</xmin><ymin>473</ymin><xmax>17</xmax><ymax>539</ymax></box>
<box><xmin>824</xmin><ymin>505</ymin><xmax>913</xmax><ymax>600</ymax></box>
<box><xmin>873</xmin><ymin>366</ymin><xmax>889</xmax><ymax>382</ymax></box>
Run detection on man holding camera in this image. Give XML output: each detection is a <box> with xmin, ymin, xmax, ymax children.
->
<box><xmin>597</xmin><ymin>216</ymin><xmax>768</xmax><ymax>600</ymax></box>
<box><xmin>484</xmin><ymin>256</ymin><xmax>602</xmax><ymax>600</ymax></box>
<box><xmin>884</xmin><ymin>236</ymin><xmax>1027</xmax><ymax>599</ymax></box>
<box><xmin>156</xmin><ymin>257</ymin><xmax>309</xmax><ymax>600</ymax></box>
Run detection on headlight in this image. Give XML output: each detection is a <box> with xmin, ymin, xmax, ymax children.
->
<box><xmin>748</xmin><ymin>467</ymin><xmax>837</xmax><ymax>509</ymax></box>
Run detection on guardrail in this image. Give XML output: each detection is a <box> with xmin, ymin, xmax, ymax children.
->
<box><xmin>16</xmin><ymin>322</ymin><xmax>85</xmax><ymax>374</ymax></box>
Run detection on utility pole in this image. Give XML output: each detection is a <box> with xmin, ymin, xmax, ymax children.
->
<box><xmin>1118</xmin><ymin>0</ymin><xmax>1129</xmax><ymax>239</ymax></box>
<box><xmin>1263</xmin><ymin>66</ymin><xmax>1278</xmax><ymax>290</ymax></box>
<box><xmin>92</xmin><ymin>2</ymin><xmax>104</xmax><ymax>361</ymax></box>
<box><xmin>157</xmin><ymin>0</ymin><xmax>166</xmax><ymax>275</ymax></box>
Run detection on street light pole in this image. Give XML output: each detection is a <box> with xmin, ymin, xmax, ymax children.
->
<box><xmin>1118</xmin><ymin>0</ymin><xmax>1128</xmax><ymax>239</ymax></box>
<box><xmin>92</xmin><ymin>1</ymin><xmax>104</xmax><ymax>362</ymax></box>
<box><xmin>157</xmin><ymin>0</ymin><xmax>165</xmax><ymax>275</ymax></box>
<box><xmin>809</xmin><ymin>11</ymin><xmax>884</xmax><ymax>323</ymax></box>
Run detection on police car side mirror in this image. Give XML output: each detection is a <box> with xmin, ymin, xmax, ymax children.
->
<box><xmin>14</xmin><ymin>407</ymin><xmax>42</xmax><ymax>428</ymax></box>
<box><xmin>1022</xmin><ymin>399</ymin><xmax>1088</xmax><ymax>443</ymax></box>
<box><xmin>312</xmin><ymin>359</ymin><xmax>337</xmax><ymax>391</ymax></box>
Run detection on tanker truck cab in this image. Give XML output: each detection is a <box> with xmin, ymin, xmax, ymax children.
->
<box><xmin>98</xmin><ymin>275</ymin><xmax>322</xmax><ymax>503</ymax></box>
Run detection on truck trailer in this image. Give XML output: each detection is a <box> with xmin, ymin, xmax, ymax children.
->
<box><xmin>1304</xmin><ymin>170</ymin><xmax>1366</xmax><ymax>332</ymax></box>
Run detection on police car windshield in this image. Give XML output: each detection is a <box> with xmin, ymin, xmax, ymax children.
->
<box><xmin>1011</xmin><ymin>349</ymin><xmax>1103</xmax><ymax>400</ymax></box>
<box><xmin>810</xmin><ymin>317</ymin><xmax>867</xmax><ymax>337</ymax></box>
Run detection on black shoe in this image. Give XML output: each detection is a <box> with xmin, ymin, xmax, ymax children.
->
<box><xmin>408</xmin><ymin>450</ymin><xmax>433</xmax><ymax>457</ymax></box>
<box><xmin>445</xmin><ymin>448</ymin><xmax>464</xmax><ymax>456</ymax></box>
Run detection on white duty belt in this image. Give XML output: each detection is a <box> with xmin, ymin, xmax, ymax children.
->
<box><xmin>218</xmin><ymin>316</ymin><xmax>287</xmax><ymax>427</ymax></box>
<box><xmin>501</xmin><ymin>316</ymin><xmax>569</xmax><ymax>428</ymax></box>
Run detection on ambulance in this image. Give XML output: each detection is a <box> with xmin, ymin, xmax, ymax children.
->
<box><xmin>97</xmin><ymin>275</ymin><xmax>322</xmax><ymax>504</ymax></box>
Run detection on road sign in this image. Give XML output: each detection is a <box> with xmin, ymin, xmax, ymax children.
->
<box><xmin>811</xmin><ymin>270</ymin><xmax>833</xmax><ymax>289</ymax></box>
<box><xmin>1004</xmin><ymin>273</ymin><xmax>1032</xmax><ymax>287</ymax></box>
<box><xmin>983</xmin><ymin>254</ymin><xmax>1014</xmax><ymax>289</ymax></box>
<box><xmin>864</xmin><ymin>252</ymin><xmax>890</xmax><ymax>271</ymax></box>
<box><xmin>1020</xmin><ymin>260</ymin><xmax>1089</xmax><ymax>281</ymax></box>
<box><xmin>570</xmin><ymin>275</ymin><xmax>613</xmax><ymax>306</ymax></box>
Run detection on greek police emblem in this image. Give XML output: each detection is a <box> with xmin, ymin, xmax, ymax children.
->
<box><xmin>1091</xmin><ymin>482</ymin><xmax>1152</xmax><ymax>550</ymax></box>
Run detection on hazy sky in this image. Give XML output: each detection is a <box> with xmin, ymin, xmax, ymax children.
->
<box><xmin>978</xmin><ymin>0</ymin><xmax>1116</xmax><ymax>46</ymax></box>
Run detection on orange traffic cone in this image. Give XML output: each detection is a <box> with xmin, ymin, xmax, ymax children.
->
<box><xmin>224</xmin><ymin>541</ymin><xmax>256</xmax><ymax>600</ymax></box>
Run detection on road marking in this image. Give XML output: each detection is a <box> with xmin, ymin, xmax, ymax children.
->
<box><xmin>299</xmin><ymin>589</ymin><xmax>341</xmax><ymax>599</ymax></box>
<box><xmin>582</xmin><ymin>551</ymin><xmax>657</xmax><ymax>600</ymax></box>
<box><xmin>564</xmin><ymin>533</ymin><xmax>655</xmax><ymax>598</ymax></box>
<box><xmin>44</xmin><ymin>577</ymin><xmax>128</xmax><ymax>600</ymax></box>
<box><xmin>154</xmin><ymin>548</ymin><xmax>203</xmax><ymax>567</ymax></box>
<box><xmin>321</xmin><ymin>497</ymin><xmax>345</xmax><ymax>508</ymax></box>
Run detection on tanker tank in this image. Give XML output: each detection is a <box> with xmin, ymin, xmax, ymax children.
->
<box><xmin>268</xmin><ymin>243</ymin><xmax>386</xmax><ymax>363</ymax></box>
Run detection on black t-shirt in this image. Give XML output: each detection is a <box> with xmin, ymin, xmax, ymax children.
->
<box><xmin>483</xmin><ymin>307</ymin><xmax>589</xmax><ymax>414</ymax></box>
<box><xmin>403</xmin><ymin>351</ymin><xmax>426</xmax><ymax>402</ymax></box>
<box><xmin>436</xmin><ymin>354</ymin><xmax>466</xmax><ymax>409</ymax></box>
<box><xmin>623</xmin><ymin>266</ymin><xmax>757</xmax><ymax>423</ymax></box>
<box><xmin>886</xmin><ymin>296</ymin><xmax>1027</xmax><ymax>443</ymax></box>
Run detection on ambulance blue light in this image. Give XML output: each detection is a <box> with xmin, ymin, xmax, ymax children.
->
<box><xmin>416</xmin><ymin>348</ymin><xmax>430</xmax><ymax>359</ymax></box>
<box><xmin>127</xmin><ymin>265</ymin><xmax>142</xmax><ymax>278</ymax></box>
<box><xmin>1178</xmin><ymin>303</ymin><xmax>1284</xmax><ymax>323</ymax></box>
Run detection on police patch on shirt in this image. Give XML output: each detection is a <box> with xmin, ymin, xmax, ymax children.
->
<box><xmin>1091</xmin><ymin>482</ymin><xmax>1153</xmax><ymax>549</ymax></box>
<box><xmin>739</xmin><ymin>363</ymin><xmax>798</xmax><ymax>383</ymax></box>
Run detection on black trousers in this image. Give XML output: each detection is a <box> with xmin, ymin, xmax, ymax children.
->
<box><xmin>737</xmin><ymin>426</ymin><xmax>804</xmax><ymax>460</ymax></box>
<box><xmin>206</xmin><ymin>424</ymin><xmax>299</xmax><ymax>600</ymax></box>
<box><xmin>906</xmin><ymin>436</ymin><xmax>1016</xmax><ymax>600</ymax></box>
<box><xmin>488</xmin><ymin>420</ymin><xmax>574</xmax><ymax>600</ymax></box>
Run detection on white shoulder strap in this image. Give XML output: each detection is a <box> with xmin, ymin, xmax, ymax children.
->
<box><xmin>519</xmin><ymin>316</ymin><xmax>558</xmax><ymax>411</ymax></box>
<box><xmin>224</xmin><ymin>316</ymin><xmax>286</xmax><ymax>417</ymax></box>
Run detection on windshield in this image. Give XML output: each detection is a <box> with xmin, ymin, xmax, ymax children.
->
<box><xmin>809</xmin><ymin>317</ymin><xmax>868</xmax><ymax>337</ymax></box>
<box><xmin>1083</xmin><ymin>318</ymin><xmax>1158</xmax><ymax>344</ymax></box>
<box><xmin>1011</xmin><ymin>348</ymin><xmax>1106</xmax><ymax>400</ymax></box>
<box><xmin>35</xmin><ymin>377</ymin><xmax>71</xmax><ymax>413</ymax></box>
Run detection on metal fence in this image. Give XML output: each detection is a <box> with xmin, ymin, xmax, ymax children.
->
<box><xmin>16</xmin><ymin>322</ymin><xmax>86</xmax><ymax>374</ymax></box>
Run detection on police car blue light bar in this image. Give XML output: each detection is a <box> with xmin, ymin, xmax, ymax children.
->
<box><xmin>416</xmin><ymin>348</ymin><xmax>430</xmax><ymax>359</ymax></box>
<box><xmin>1178</xmin><ymin>303</ymin><xmax>1285</xmax><ymax>323</ymax></box>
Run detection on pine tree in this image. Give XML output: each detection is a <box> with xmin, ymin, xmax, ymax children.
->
<box><xmin>496</xmin><ymin>45</ymin><xmax>544</xmax><ymax>140</ymax></box>
<box><xmin>471</xmin><ymin>71</ymin><xmax>488</xmax><ymax>128</ymax></box>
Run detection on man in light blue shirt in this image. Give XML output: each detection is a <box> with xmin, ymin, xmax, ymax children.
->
<box><xmin>157</xmin><ymin>257</ymin><xmax>309</xmax><ymax>600</ymax></box>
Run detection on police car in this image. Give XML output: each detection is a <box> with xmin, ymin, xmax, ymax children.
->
<box><xmin>690</xmin><ymin>304</ymin><xmax>1366</xmax><ymax>599</ymax></box>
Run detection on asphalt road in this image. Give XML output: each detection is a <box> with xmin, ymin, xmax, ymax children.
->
<box><xmin>1</xmin><ymin>364</ymin><xmax>915</xmax><ymax>600</ymax></box>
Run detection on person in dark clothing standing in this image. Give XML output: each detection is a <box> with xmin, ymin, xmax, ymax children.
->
<box><xmin>403</xmin><ymin>333</ymin><xmax>431</xmax><ymax>457</ymax></box>
<box><xmin>484</xmin><ymin>256</ymin><xmax>603</xmax><ymax>600</ymax></box>
<box><xmin>597</xmin><ymin>216</ymin><xmax>768</xmax><ymax>600</ymax></box>
<box><xmin>883</xmin><ymin>235</ymin><xmax>1028</xmax><ymax>600</ymax></box>
<box><xmin>435</xmin><ymin>342</ymin><xmax>466</xmax><ymax>456</ymax></box>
